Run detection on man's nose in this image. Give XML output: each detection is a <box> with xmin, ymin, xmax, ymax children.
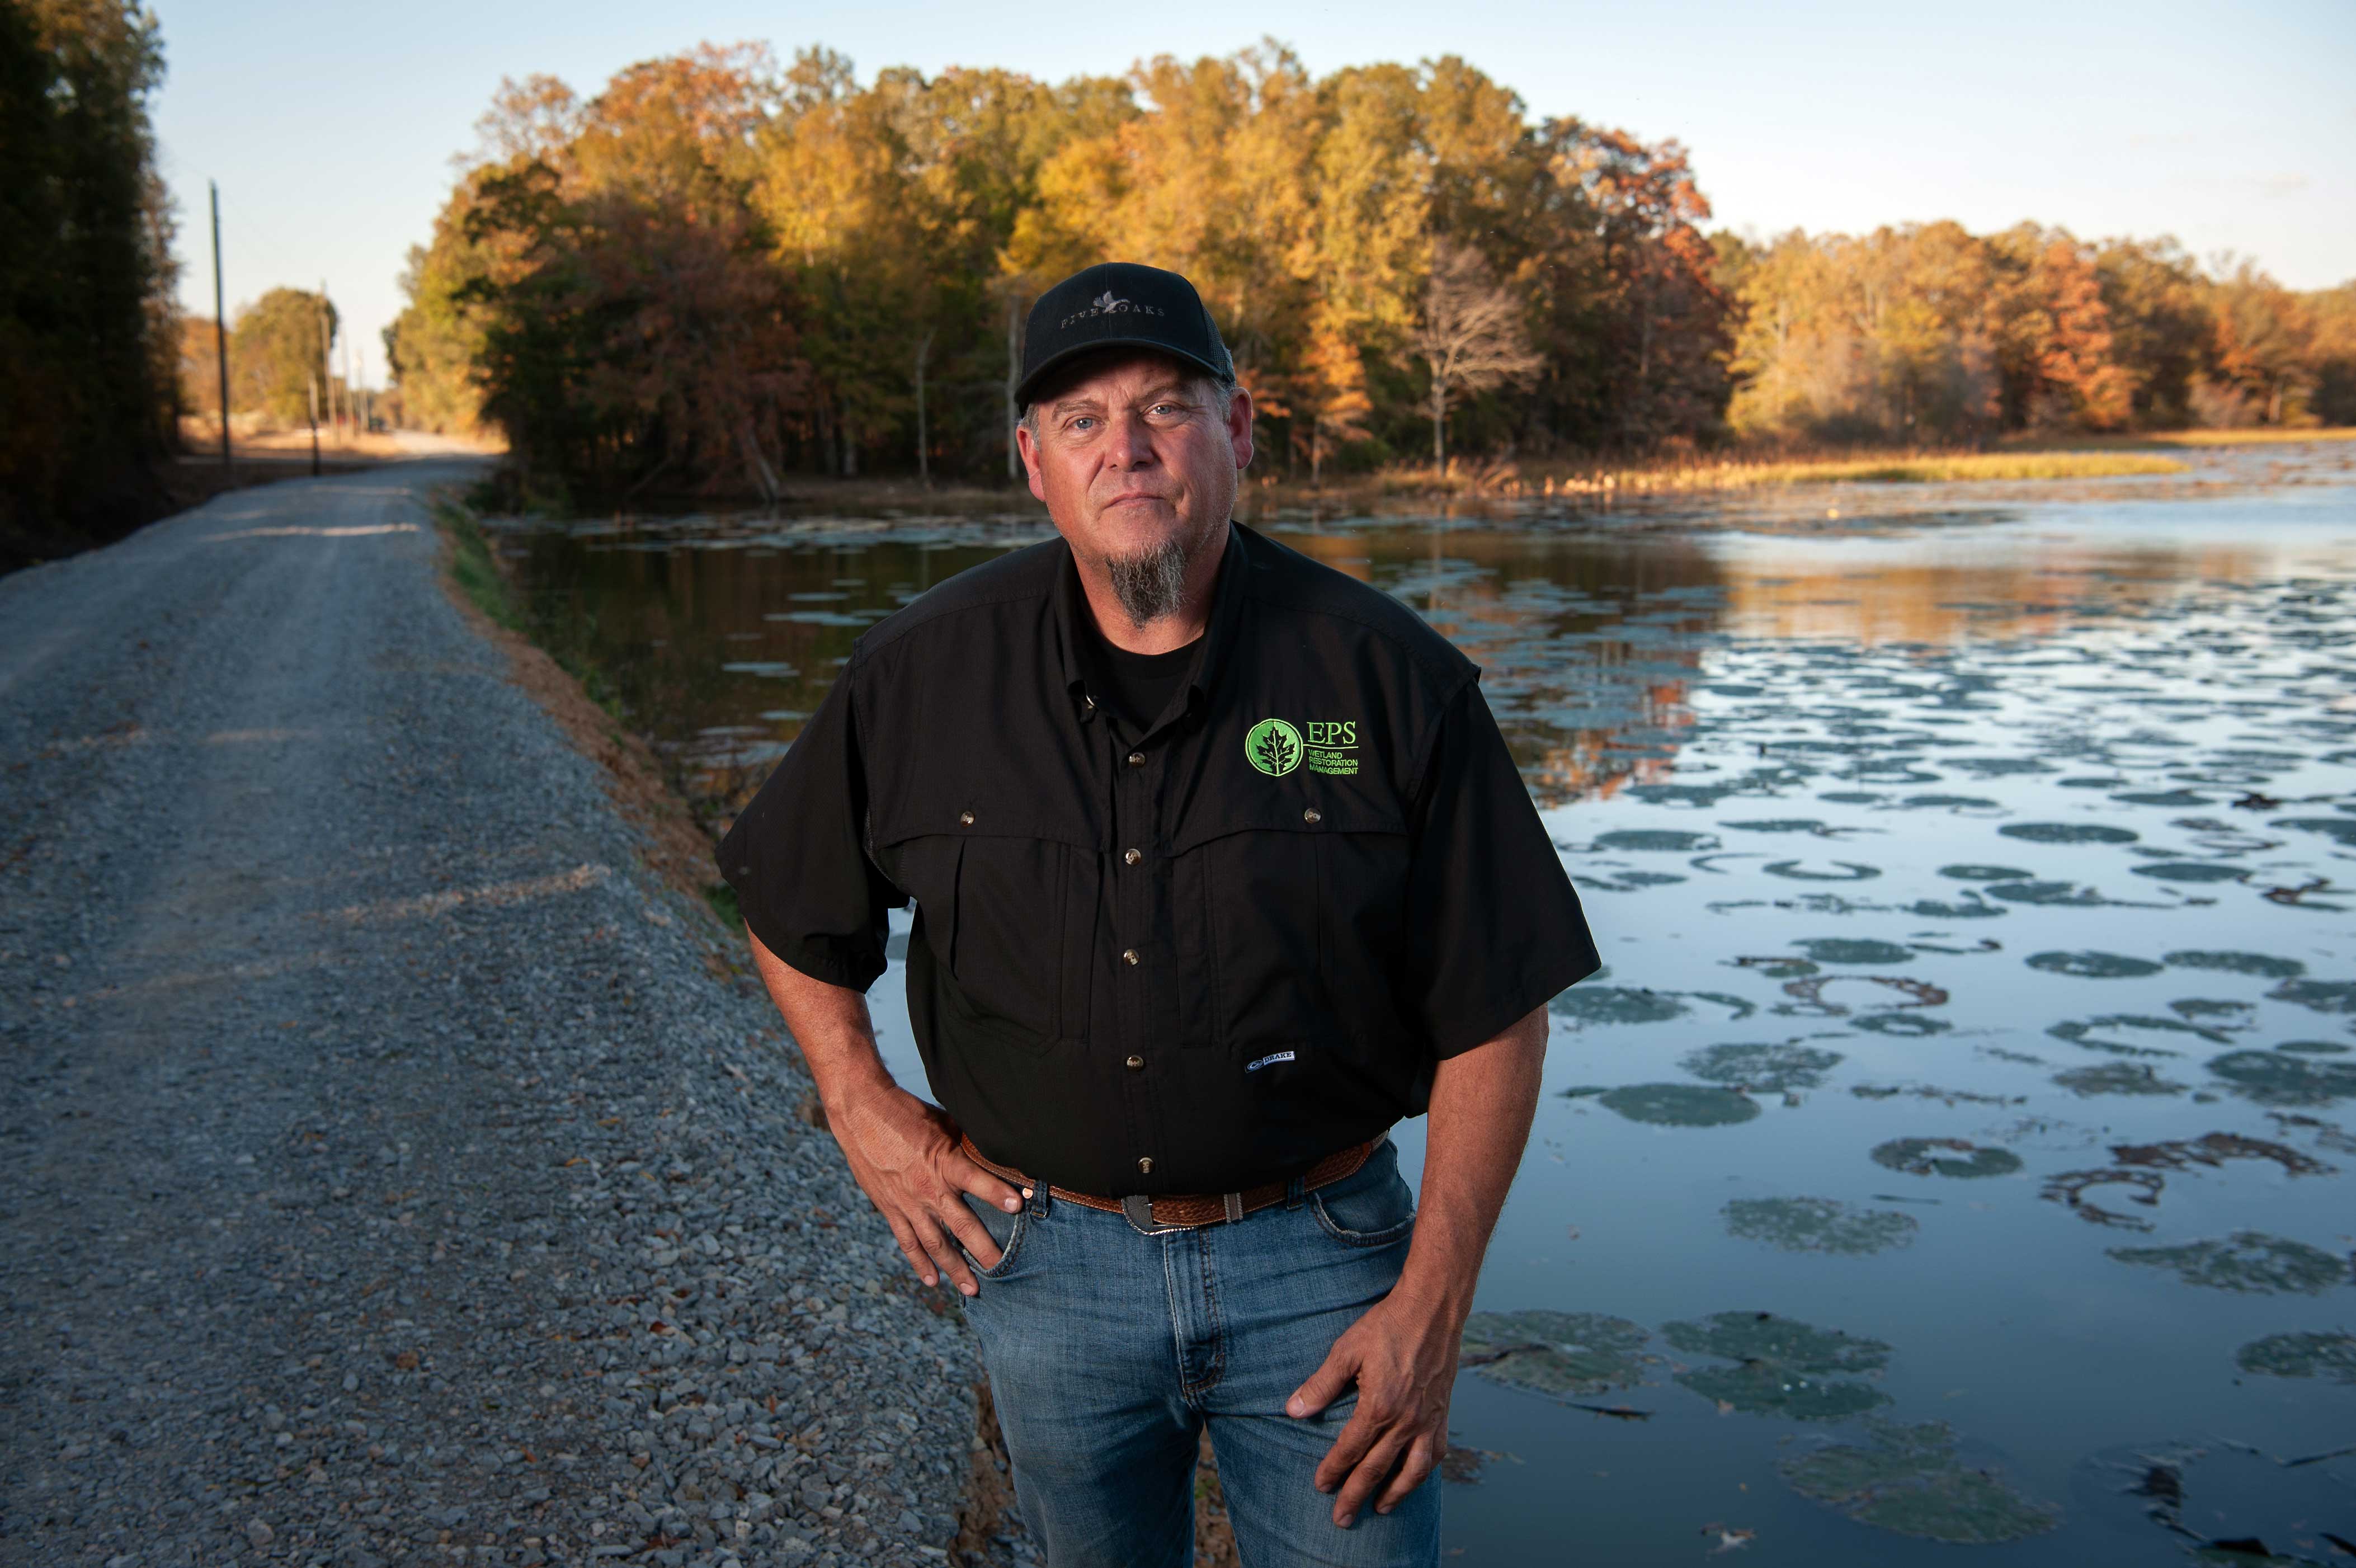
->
<box><xmin>1101</xmin><ymin>409</ymin><xmax>1155</xmax><ymax>469</ymax></box>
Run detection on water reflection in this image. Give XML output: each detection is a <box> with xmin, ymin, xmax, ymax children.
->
<box><xmin>500</xmin><ymin>444</ymin><xmax>2356</xmax><ymax>1565</ymax></box>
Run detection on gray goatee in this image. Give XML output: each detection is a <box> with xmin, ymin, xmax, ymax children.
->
<box><xmin>1106</xmin><ymin>538</ymin><xmax>1190</xmax><ymax>627</ymax></box>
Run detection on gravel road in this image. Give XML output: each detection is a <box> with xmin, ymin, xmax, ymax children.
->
<box><xmin>0</xmin><ymin>468</ymin><xmax>1005</xmax><ymax>1567</ymax></box>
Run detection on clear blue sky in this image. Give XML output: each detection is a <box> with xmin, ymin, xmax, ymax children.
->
<box><xmin>150</xmin><ymin>0</ymin><xmax>2355</xmax><ymax>386</ymax></box>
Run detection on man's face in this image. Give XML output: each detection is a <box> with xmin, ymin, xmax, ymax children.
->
<box><xmin>1017</xmin><ymin>352</ymin><xmax>1254</xmax><ymax>583</ymax></box>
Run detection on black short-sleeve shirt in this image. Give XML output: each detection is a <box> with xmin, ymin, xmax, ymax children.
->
<box><xmin>718</xmin><ymin>522</ymin><xmax>1598</xmax><ymax>1195</ymax></box>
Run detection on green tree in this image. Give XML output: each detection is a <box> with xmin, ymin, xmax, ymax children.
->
<box><xmin>1</xmin><ymin>0</ymin><xmax>178</xmax><ymax>566</ymax></box>
<box><xmin>229</xmin><ymin>287</ymin><xmax>336</xmax><ymax>425</ymax></box>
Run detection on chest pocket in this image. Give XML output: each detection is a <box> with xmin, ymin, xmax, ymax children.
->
<box><xmin>873</xmin><ymin>814</ymin><xmax>1095</xmax><ymax>1052</ymax></box>
<box><xmin>1176</xmin><ymin>801</ymin><xmax>1412</xmax><ymax>1058</ymax></box>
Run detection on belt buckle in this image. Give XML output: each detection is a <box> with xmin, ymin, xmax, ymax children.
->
<box><xmin>1121</xmin><ymin>1194</ymin><xmax>1184</xmax><ymax>1235</ymax></box>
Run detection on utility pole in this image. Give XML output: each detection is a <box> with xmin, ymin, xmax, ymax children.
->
<box><xmin>308</xmin><ymin>375</ymin><xmax>321</xmax><ymax>475</ymax></box>
<box><xmin>315</xmin><ymin>281</ymin><xmax>334</xmax><ymax>444</ymax></box>
<box><xmin>210</xmin><ymin>181</ymin><xmax>230</xmax><ymax>469</ymax></box>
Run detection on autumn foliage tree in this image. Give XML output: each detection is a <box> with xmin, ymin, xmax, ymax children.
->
<box><xmin>389</xmin><ymin>37</ymin><xmax>2354</xmax><ymax>500</ymax></box>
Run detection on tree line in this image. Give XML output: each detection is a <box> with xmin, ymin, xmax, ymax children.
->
<box><xmin>390</xmin><ymin>41</ymin><xmax>2355</xmax><ymax>500</ymax></box>
<box><xmin>2</xmin><ymin>0</ymin><xmax>181</xmax><ymax>567</ymax></box>
<box><xmin>1722</xmin><ymin>225</ymin><xmax>2354</xmax><ymax>444</ymax></box>
<box><xmin>178</xmin><ymin>288</ymin><xmax>349</xmax><ymax>428</ymax></box>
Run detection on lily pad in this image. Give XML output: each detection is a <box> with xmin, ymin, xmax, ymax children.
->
<box><xmin>2279</xmin><ymin>1039</ymin><xmax>2349</xmax><ymax>1055</ymax></box>
<box><xmin>1795</xmin><ymin>938</ymin><xmax>1914</xmax><ymax>965</ymax></box>
<box><xmin>2206</xmin><ymin>1049</ymin><xmax>2356</xmax><ymax>1106</ymax></box>
<box><xmin>1662</xmin><ymin>1310</ymin><xmax>1891</xmax><ymax>1374</ymax></box>
<box><xmin>2027</xmin><ymin>950</ymin><xmax>2166</xmax><ymax>979</ymax></box>
<box><xmin>2107</xmin><ymin>1232</ymin><xmax>2349</xmax><ymax>1294</ymax></box>
<box><xmin>1999</xmin><ymin>822</ymin><xmax>2140</xmax><ymax>845</ymax></box>
<box><xmin>2170</xmin><ymin>997</ymin><xmax>2255</xmax><ymax>1027</ymax></box>
<box><xmin>2052</xmin><ymin>1063</ymin><xmax>2189</xmax><ymax>1097</ymax></box>
<box><xmin>1459</xmin><ymin>1310</ymin><xmax>1651</xmax><ymax>1399</ymax></box>
<box><xmin>1854</xmin><ymin>1011</ymin><xmax>1952</xmax><ymax>1037</ymax></box>
<box><xmin>1552</xmin><ymin>986</ymin><xmax>1688</xmax><ymax>1025</ymax></box>
<box><xmin>1675</xmin><ymin>1363</ymin><xmax>1889</xmax><ymax>1423</ymax></box>
<box><xmin>1764</xmin><ymin>859</ymin><xmax>1881</xmax><ymax>881</ymax></box>
<box><xmin>1723</xmin><ymin>1197</ymin><xmax>1917</xmax><ymax>1255</ymax></box>
<box><xmin>2233</xmin><ymin>1331</ymin><xmax>2356</xmax><ymax>1383</ymax></box>
<box><xmin>1948</xmin><ymin>756</ymin><xmax>2057</xmax><ymax>778</ymax></box>
<box><xmin>1940</xmin><ymin>864</ymin><xmax>2033</xmax><ymax>882</ymax></box>
<box><xmin>2165</xmin><ymin>950</ymin><xmax>2305</xmax><ymax>980</ymax></box>
<box><xmin>1986</xmin><ymin>880</ymin><xmax>2109</xmax><ymax>906</ymax></box>
<box><xmin>1592</xmin><ymin>828</ymin><xmax>1718</xmax><ymax>853</ymax></box>
<box><xmin>1871</xmin><ymin>1138</ymin><xmax>2024</xmax><ymax>1179</ymax></box>
<box><xmin>1780</xmin><ymin>1420</ymin><xmax>2062</xmax><ymax>1544</ymax></box>
<box><xmin>1903</xmin><ymin>898</ymin><xmax>2008</xmax><ymax>919</ymax></box>
<box><xmin>2275</xmin><ymin>816</ymin><xmax>2356</xmax><ymax>847</ymax></box>
<box><xmin>1599</xmin><ymin>1083</ymin><xmax>1760</xmax><ymax>1127</ymax></box>
<box><xmin>2049</xmin><ymin>1015</ymin><xmax>2230</xmax><ymax>1057</ymax></box>
<box><xmin>2114</xmin><ymin>789</ymin><xmax>2214</xmax><ymax>807</ymax></box>
<box><xmin>2131</xmin><ymin>861</ymin><xmax>2248</xmax><ymax>883</ymax></box>
<box><xmin>2268</xmin><ymin>979</ymin><xmax>2356</xmax><ymax>1016</ymax></box>
<box><xmin>1662</xmin><ymin>1311</ymin><xmax>1891</xmax><ymax>1420</ymax></box>
<box><xmin>1681</xmin><ymin>1043</ymin><xmax>1844</xmax><ymax>1093</ymax></box>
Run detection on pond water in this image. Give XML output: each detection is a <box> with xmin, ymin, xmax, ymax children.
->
<box><xmin>498</xmin><ymin>444</ymin><xmax>2356</xmax><ymax>1565</ymax></box>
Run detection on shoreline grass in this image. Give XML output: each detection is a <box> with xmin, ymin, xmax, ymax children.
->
<box><xmin>1334</xmin><ymin>446</ymin><xmax>2193</xmax><ymax>502</ymax></box>
<box><xmin>2113</xmin><ymin>425</ymin><xmax>2356</xmax><ymax>448</ymax></box>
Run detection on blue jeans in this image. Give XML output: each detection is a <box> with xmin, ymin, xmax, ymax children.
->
<box><xmin>959</xmin><ymin>1136</ymin><xmax>1440</xmax><ymax>1568</ymax></box>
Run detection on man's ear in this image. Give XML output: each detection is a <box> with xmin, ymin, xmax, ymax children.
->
<box><xmin>1226</xmin><ymin>384</ymin><xmax>1255</xmax><ymax>473</ymax></box>
<box><xmin>1016</xmin><ymin>421</ymin><xmax>1048</xmax><ymax>504</ymax></box>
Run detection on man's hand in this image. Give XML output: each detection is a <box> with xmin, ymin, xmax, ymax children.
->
<box><xmin>1284</xmin><ymin>1286</ymin><xmax>1462</xmax><ymax>1527</ymax></box>
<box><xmin>1284</xmin><ymin>1004</ymin><xmax>1549</xmax><ymax>1529</ymax></box>
<box><xmin>831</xmin><ymin>1079</ymin><xmax>1024</xmax><ymax>1296</ymax></box>
<box><xmin>742</xmin><ymin>927</ymin><xmax>1024</xmax><ymax>1296</ymax></box>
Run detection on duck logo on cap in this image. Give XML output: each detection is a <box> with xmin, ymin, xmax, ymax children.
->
<box><xmin>1061</xmin><ymin>290</ymin><xmax>1166</xmax><ymax>329</ymax></box>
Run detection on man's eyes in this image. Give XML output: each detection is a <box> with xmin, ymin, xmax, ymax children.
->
<box><xmin>1061</xmin><ymin>402</ymin><xmax>1188</xmax><ymax>434</ymax></box>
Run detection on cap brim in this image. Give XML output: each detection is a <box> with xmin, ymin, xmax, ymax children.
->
<box><xmin>1015</xmin><ymin>336</ymin><xmax>1228</xmax><ymax>411</ymax></box>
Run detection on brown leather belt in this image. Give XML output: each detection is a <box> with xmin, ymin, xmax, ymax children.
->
<box><xmin>959</xmin><ymin>1134</ymin><xmax>1378</xmax><ymax>1230</ymax></box>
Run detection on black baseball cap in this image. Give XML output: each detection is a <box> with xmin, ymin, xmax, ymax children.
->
<box><xmin>1016</xmin><ymin>262</ymin><xmax>1234</xmax><ymax>410</ymax></box>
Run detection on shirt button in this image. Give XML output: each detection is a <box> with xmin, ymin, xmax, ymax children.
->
<box><xmin>1123</xmin><ymin>847</ymin><xmax>1142</xmax><ymax>866</ymax></box>
<box><xmin>959</xmin><ymin>811</ymin><xmax>975</xmax><ymax>826</ymax></box>
<box><xmin>1121</xmin><ymin>948</ymin><xmax>1141</xmax><ymax>967</ymax></box>
<box><xmin>1303</xmin><ymin>808</ymin><xmax>1322</xmax><ymax>824</ymax></box>
<box><xmin>1138</xmin><ymin>1156</ymin><xmax>1153</xmax><ymax>1174</ymax></box>
<box><xmin>1125</xmin><ymin>1054</ymin><xmax>1144</xmax><ymax>1071</ymax></box>
<box><xmin>1127</xmin><ymin>751</ymin><xmax>1146</xmax><ymax>767</ymax></box>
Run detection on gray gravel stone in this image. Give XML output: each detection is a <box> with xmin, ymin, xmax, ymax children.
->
<box><xmin>0</xmin><ymin>467</ymin><xmax>1016</xmax><ymax>1566</ymax></box>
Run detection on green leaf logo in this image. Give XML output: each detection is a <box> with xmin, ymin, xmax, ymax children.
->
<box><xmin>1245</xmin><ymin>718</ymin><xmax>1303</xmax><ymax>777</ymax></box>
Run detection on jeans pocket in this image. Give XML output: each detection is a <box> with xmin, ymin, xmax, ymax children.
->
<box><xmin>1308</xmin><ymin>1143</ymin><xmax>1416</xmax><ymax>1247</ymax></box>
<box><xmin>960</xmin><ymin>1192</ymin><xmax>1028</xmax><ymax>1278</ymax></box>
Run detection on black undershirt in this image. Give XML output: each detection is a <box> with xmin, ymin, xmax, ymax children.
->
<box><xmin>1082</xmin><ymin>618</ymin><xmax>1201</xmax><ymax>733</ymax></box>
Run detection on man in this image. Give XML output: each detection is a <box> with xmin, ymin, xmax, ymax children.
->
<box><xmin>718</xmin><ymin>261</ymin><xmax>1596</xmax><ymax>1566</ymax></box>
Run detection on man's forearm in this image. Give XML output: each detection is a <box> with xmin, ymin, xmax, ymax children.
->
<box><xmin>1392</xmin><ymin>1007</ymin><xmax>1548</xmax><ymax>1321</ymax></box>
<box><xmin>745</xmin><ymin>928</ymin><xmax>896</xmax><ymax>1112</ymax></box>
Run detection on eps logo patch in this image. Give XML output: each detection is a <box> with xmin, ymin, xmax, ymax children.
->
<box><xmin>1245</xmin><ymin>716</ymin><xmax>1361</xmax><ymax>778</ymax></box>
<box><xmin>1245</xmin><ymin>718</ymin><xmax>1302</xmax><ymax>776</ymax></box>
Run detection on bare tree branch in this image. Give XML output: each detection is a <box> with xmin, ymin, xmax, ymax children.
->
<box><xmin>1411</xmin><ymin>241</ymin><xmax>1543</xmax><ymax>468</ymax></box>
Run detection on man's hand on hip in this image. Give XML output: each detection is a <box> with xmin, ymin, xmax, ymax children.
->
<box><xmin>1286</xmin><ymin>1004</ymin><xmax>1549</xmax><ymax>1529</ymax></box>
<box><xmin>742</xmin><ymin>927</ymin><xmax>1024</xmax><ymax>1296</ymax></box>
<box><xmin>831</xmin><ymin>1081</ymin><xmax>1024</xmax><ymax>1296</ymax></box>
<box><xmin>1284</xmin><ymin>1284</ymin><xmax>1462</xmax><ymax>1527</ymax></box>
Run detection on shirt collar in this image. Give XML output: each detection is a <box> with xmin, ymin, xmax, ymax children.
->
<box><xmin>1055</xmin><ymin>522</ymin><xmax>1248</xmax><ymax>729</ymax></box>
